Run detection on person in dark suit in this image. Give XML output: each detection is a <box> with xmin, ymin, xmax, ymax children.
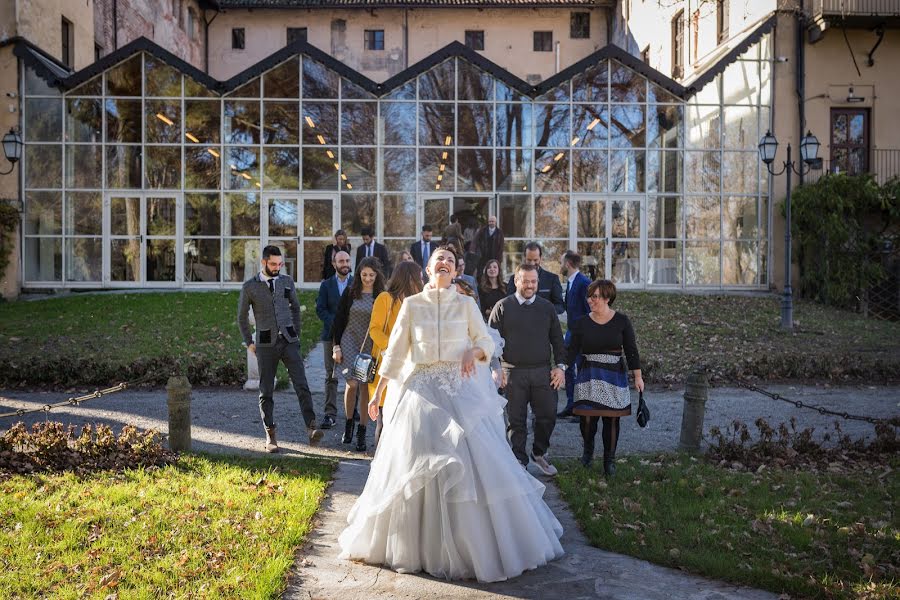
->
<box><xmin>409</xmin><ymin>225</ymin><xmax>436</xmax><ymax>268</ymax></box>
<box><xmin>505</xmin><ymin>241</ymin><xmax>565</xmax><ymax>315</ymax></box>
<box><xmin>474</xmin><ymin>215</ymin><xmax>504</xmax><ymax>273</ymax></box>
<box><xmin>558</xmin><ymin>251</ymin><xmax>591</xmax><ymax>419</ymax></box>
<box><xmin>322</xmin><ymin>229</ymin><xmax>351</xmax><ymax>281</ymax></box>
<box><xmin>315</xmin><ymin>249</ymin><xmax>353</xmax><ymax>430</ymax></box>
<box><xmin>355</xmin><ymin>226</ymin><xmax>391</xmax><ymax>276</ymax></box>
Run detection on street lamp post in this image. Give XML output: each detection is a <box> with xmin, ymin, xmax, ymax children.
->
<box><xmin>758</xmin><ymin>130</ymin><xmax>820</xmax><ymax>330</ymax></box>
<box><xmin>0</xmin><ymin>128</ymin><xmax>23</xmax><ymax>175</ymax></box>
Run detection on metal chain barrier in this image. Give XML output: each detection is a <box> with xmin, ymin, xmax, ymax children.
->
<box><xmin>0</xmin><ymin>371</ymin><xmax>159</xmax><ymax>420</ymax></box>
<box><xmin>734</xmin><ymin>377</ymin><xmax>899</xmax><ymax>427</ymax></box>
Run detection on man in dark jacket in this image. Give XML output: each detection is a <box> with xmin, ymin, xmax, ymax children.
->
<box><xmin>238</xmin><ymin>245</ymin><xmax>322</xmax><ymax>452</ymax></box>
<box><xmin>409</xmin><ymin>224</ymin><xmax>435</xmax><ymax>268</ymax></box>
<box><xmin>558</xmin><ymin>250</ymin><xmax>592</xmax><ymax>419</ymax></box>
<box><xmin>355</xmin><ymin>226</ymin><xmax>391</xmax><ymax>276</ymax></box>
<box><xmin>505</xmin><ymin>241</ymin><xmax>565</xmax><ymax>314</ymax></box>
<box><xmin>315</xmin><ymin>250</ymin><xmax>353</xmax><ymax>429</ymax></box>
<box><xmin>321</xmin><ymin>229</ymin><xmax>351</xmax><ymax>281</ymax></box>
<box><xmin>474</xmin><ymin>215</ymin><xmax>504</xmax><ymax>273</ymax></box>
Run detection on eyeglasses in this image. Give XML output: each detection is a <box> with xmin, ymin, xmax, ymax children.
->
<box><xmin>588</xmin><ymin>294</ymin><xmax>606</xmax><ymax>300</ymax></box>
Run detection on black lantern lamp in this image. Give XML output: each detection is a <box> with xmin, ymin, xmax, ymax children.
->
<box><xmin>0</xmin><ymin>128</ymin><xmax>23</xmax><ymax>175</ymax></box>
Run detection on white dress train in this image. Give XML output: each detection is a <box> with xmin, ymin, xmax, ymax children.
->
<box><xmin>338</xmin><ymin>293</ymin><xmax>564</xmax><ymax>582</ymax></box>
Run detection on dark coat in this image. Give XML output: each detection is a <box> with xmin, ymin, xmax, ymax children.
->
<box><xmin>564</xmin><ymin>271</ymin><xmax>591</xmax><ymax>344</ymax></box>
<box><xmin>321</xmin><ymin>243</ymin><xmax>352</xmax><ymax>280</ymax></box>
<box><xmin>409</xmin><ymin>239</ymin><xmax>436</xmax><ymax>267</ymax></box>
<box><xmin>315</xmin><ymin>274</ymin><xmax>353</xmax><ymax>341</ymax></box>
<box><xmin>355</xmin><ymin>241</ymin><xmax>391</xmax><ymax>275</ymax></box>
<box><xmin>474</xmin><ymin>226</ymin><xmax>505</xmax><ymax>270</ymax></box>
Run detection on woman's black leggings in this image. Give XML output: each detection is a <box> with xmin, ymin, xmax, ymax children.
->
<box><xmin>579</xmin><ymin>416</ymin><xmax>621</xmax><ymax>458</ymax></box>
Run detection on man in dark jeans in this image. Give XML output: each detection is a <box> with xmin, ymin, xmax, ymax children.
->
<box><xmin>489</xmin><ymin>264</ymin><xmax>566</xmax><ymax>476</ymax></box>
<box><xmin>315</xmin><ymin>250</ymin><xmax>353</xmax><ymax>429</ymax></box>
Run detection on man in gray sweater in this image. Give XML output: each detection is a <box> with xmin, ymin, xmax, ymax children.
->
<box><xmin>489</xmin><ymin>263</ymin><xmax>566</xmax><ymax>476</ymax></box>
<box><xmin>238</xmin><ymin>245</ymin><xmax>323</xmax><ymax>452</ymax></box>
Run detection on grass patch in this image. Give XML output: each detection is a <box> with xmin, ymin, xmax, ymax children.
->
<box><xmin>0</xmin><ymin>453</ymin><xmax>334</xmax><ymax>598</ymax></box>
<box><xmin>0</xmin><ymin>291</ymin><xmax>321</xmax><ymax>388</ymax></box>
<box><xmin>614</xmin><ymin>292</ymin><xmax>900</xmax><ymax>384</ymax></box>
<box><xmin>557</xmin><ymin>454</ymin><xmax>899</xmax><ymax>599</ymax></box>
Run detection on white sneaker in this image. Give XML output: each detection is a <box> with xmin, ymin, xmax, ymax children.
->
<box><xmin>530</xmin><ymin>452</ymin><xmax>558</xmax><ymax>476</ymax></box>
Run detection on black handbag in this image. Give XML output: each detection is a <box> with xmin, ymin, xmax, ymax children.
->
<box><xmin>636</xmin><ymin>391</ymin><xmax>650</xmax><ymax>428</ymax></box>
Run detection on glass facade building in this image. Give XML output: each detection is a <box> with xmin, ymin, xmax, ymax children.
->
<box><xmin>20</xmin><ymin>29</ymin><xmax>772</xmax><ymax>289</ymax></box>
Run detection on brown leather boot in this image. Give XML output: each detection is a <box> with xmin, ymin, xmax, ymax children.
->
<box><xmin>264</xmin><ymin>426</ymin><xmax>279</xmax><ymax>453</ymax></box>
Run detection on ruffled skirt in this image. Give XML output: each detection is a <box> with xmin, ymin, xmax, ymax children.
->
<box><xmin>338</xmin><ymin>361</ymin><xmax>564</xmax><ymax>582</ymax></box>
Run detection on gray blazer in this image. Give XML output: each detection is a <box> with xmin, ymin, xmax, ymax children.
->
<box><xmin>237</xmin><ymin>274</ymin><xmax>302</xmax><ymax>347</ymax></box>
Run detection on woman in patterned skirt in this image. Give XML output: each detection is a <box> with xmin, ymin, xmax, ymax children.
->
<box><xmin>332</xmin><ymin>257</ymin><xmax>385</xmax><ymax>451</ymax></box>
<box><xmin>566</xmin><ymin>279</ymin><xmax>644</xmax><ymax>476</ymax></box>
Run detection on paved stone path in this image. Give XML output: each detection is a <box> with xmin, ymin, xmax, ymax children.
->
<box><xmin>2</xmin><ymin>341</ymin><xmax>897</xmax><ymax>599</ymax></box>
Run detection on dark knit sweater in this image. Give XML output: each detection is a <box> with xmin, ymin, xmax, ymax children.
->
<box><xmin>566</xmin><ymin>312</ymin><xmax>641</xmax><ymax>370</ymax></box>
<box><xmin>488</xmin><ymin>295</ymin><xmax>565</xmax><ymax>369</ymax></box>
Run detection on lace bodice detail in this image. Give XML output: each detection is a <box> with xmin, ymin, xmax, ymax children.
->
<box><xmin>407</xmin><ymin>362</ymin><xmax>462</xmax><ymax>396</ymax></box>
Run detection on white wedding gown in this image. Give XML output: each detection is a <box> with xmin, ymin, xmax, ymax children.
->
<box><xmin>338</xmin><ymin>329</ymin><xmax>564</xmax><ymax>582</ymax></box>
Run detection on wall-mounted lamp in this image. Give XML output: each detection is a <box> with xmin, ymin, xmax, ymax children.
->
<box><xmin>846</xmin><ymin>86</ymin><xmax>865</xmax><ymax>103</ymax></box>
<box><xmin>0</xmin><ymin>128</ymin><xmax>23</xmax><ymax>175</ymax></box>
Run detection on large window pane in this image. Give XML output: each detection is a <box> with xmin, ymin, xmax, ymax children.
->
<box><xmin>25</xmin><ymin>192</ymin><xmax>61</xmax><ymax>235</ymax></box>
<box><xmin>341</xmin><ymin>147</ymin><xmax>377</xmax><ymax>191</ymax></box>
<box><xmin>419</xmin><ymin>103</ymin><xmax>454</xmax><ymax>147</ymax></box>
<box><xmin>145</xmin><ymin>56</ymin><xmax>181</xmax><ymax>97</ymax></box>
<box><xmin>303</xmin><ymin>147</ymin><xmax>337</xmax><ymax>190</ymax></box>
<box><xmin>572</xmin><ymin>61</ymin><xmax>608</xmax><ymax>103</ymax></box>
<box><xmin>65</xmin><ymin>192</ymin><xmax>101</xmax><ymax>235</ymax></box>
<box><xmin>228</xmin><ymin>78</ymin><xmax>260</xmax><ymax>98</ymax></box>
<box><xmin>223</xmin><ymin>238</ymin><xmax>260</xmax><ymax>282</ymax></box>
<box><xmin>25</xmin><ymin>145</ymin><xmax>62</xmax><ymax>189</ymax></box>
<box><xmin>610</xmin><ymin>62</ymin><xmax>646</xmax><ymax>103</ymax></box>
<box><xmin>685</xmin><ymin>196</ymin><xmax>721</xmax><ymax>239</ymax></box>
<box><xmin>611</xmin><ymin>199</ymin><xmax>641</xmax><ymax>238</ymax></box>
<box><xmin>225</xmin><ymin>193</ymin><xmax>260</xmax><ymax>236</ymax></box>
<box><xmin>264</xmin><ymin>101</ymin><xmax>300</xmax><ymax>144</ymax></box>
<box><xmin>577</xmin><ymin>241</ymin><xmax>605</xmax><ymax>280</ymax></box>
<box><xmin>535</xmin><ymin>104</ymin><xmax>570</xmax><ymax>147</ymax></box>
<box><xmin>110</xmin><ymin>238</ymin><xmax>140</xmax><ymax>282</ymax></box>
<box><xmin>341</xmin><ymin>102</ymin><xmax>376</xmax><ymax>145</ymax></box>
<box><xmin>535</xmin><ymin>195</ymin><xmax>568</xmax><ymax>238</ymax></box>
<box><xmin>185</xmin><ymin>76</ymin><xmax>217</xmax><ymax>98</ymax></box>
<box><xmin>419</xmin><ymin>148</ymin><xmax>454</xmax><ymax>192</ymax></box>
<box><xmin>66</xmin><ymin>98</ymin><xmax>102</xmax><ymax>143</ymax></box>
<box><xmin>576</xmin><ymin>200</ymin><xmax>605</xmax><ymax>238</ymax></box>
<box><xmin>302</xmin><ymin>58</ymin><xmax>339</xmax><ymax>99</ymax></box>
<box><xmin>687</xmin><ymin>103</ymin><xmax>721</xmax><ymax>149</ymax></box>
<box><xmin>302</xmin><ymin>102</ymin><xmax>338</xmax><ymax>145</ymax></box>
<box><xmin>534</xmin><ymin>149</ymin><xmax>569</xmax><ymax>192</ymax></box>
<box><xmin>610</xmin><ymin>105</ymin><xmax>645</xmax><ymax>148</ymax></box>
<box><xmin>685</xmin><ymin>242</ymin><xmax>721</xmax><ymax>285</ymax></box>
<box><xmin>24</xmin><ymin>238</ymin><xmax>62</xmax><ymax>281</ymax></box>
<box><xmin>573</xmin><ymin>105</ymin><xmax>608</xmax><ymax>148</ymax></box>
<box><xmin>25</xmin><ymin>98</ymin><xmax>62</xmax><ymax>142</ymax></box>
<box><xmin>457</xmin><ymin>60</ymin><xmax>493</xmax><ymax>101</ymax></box>
<box><xmin>496</xmin><ymin>103</ymin><xmax>532</xmax><ymax>147</ymax></box>
<box><xmin>611</xmin><ymin>241</ymin><xmax>641</xmax><ymax>284</ymax></box>
<box><xmin>382</xmin><ymin>102</ymin><xmax>416</xmax><ymax>146</ymax></box>
<box><xmin>146</xmin><ymin>196</ymin><xmax>177</xmax><ymax>236</ymax></box>
<box><xmin>723</xmin><ymin>196</ymin><xmax>759</xmax><ymax>239</ymax></box>
<box><xmin>722</xmin><ymin>105</ymin><xmax>758</xmax><ymax>150</ymax></box>
<box><xmin>647</xmin><ymin>150</ymin><xmax>681</xmax><ymax>194</ymax></box>
<box><xmin>723</xmin><ymin>241</ymin><xmax>760</xmax><ymax>285</ymax></box>
<box><xmin>498</xmin><ymin>195</ymin><xmax>531</xmax><ymax>238</ymax></box>
<box><xmin>383</xmin><ymin>194</ymin><xmax>416</xmax><ymax>237</ymax></box>
<box><xmin>649</xmin><ymin>240</ymin><xmax>681</xmax><ymax>285</ymax></box>
<box><xmin>185</xmin><ymin>193</ymin><xmax>221</xmax><ymax>236</ymax></box>
<box><xmin>495</xmin><ymin>149</ymin><xmax>531</xmax><ymax>192</ymax></box>
<box><xmin>224</xmin><ymin>100</ymin><xmax>260</xmax><ymax>144</ymax></box>
<box><xmin>185</xmin><ymin>146</ymin><xmax>221</xmax><ymax>189</ymax></box>
<box><xmin>268</xmin><ymin>197</ymin><xmax>298</xmax><ymax>236</ymax></box>
<box><xmin>340</xmin><ymin>194</ymin><xmax>376</xmax><ymax>237</ymax></box>
<box><xmin>146</xmin><ymin>239</ymin><xmax>177</xmax><ymax>282</ymax></box>
<box><xmin>145</xmin><ymin>146</ymin><xmax>181</xmax><ymax>189</ymax></box>
<box><xmin>382</xmin><ymin>148</ymin><xmax>416</xmax><ymax>191</ymax></box>
<box><xmin>263</xmin><ymin>57</ymin><xmax>300</xmax><ymax>99</ymax></box>
<box><xmin>66</xmin><ymin>238</ymin><xmax>102</xmax><ymax>282</ymax></box>
<box><xmin>647</xmin><ymin>196</ymin><xmax>682</xmax><ymax>238</ymax></box>
<box><xmin>185</xmin><ymin>238</ymin><xmax>221</xmax><ymax>282</ymax></box>
<box><xmin>105</xmin><ymin>99</ymin><xmax>142</xmax><ymax>143</ymax></box>
<box><xmin>722</xmin><ymin>151</ymin><xmax>757</xmax><ymax>194</ymax></box>
<box><xmin>65</xmin><ymin>145</ymin><xmax>102</xmax><ymax>189</ymax></box>
<box><xmin>424</xmin><ymin>198</ymin><xmax>449</xmax><ymax>233</ymax></box>
<box><xmin>225</xmin><ymin>147</ymin><xmax>260</xmax><ymax>190</ymax></box>
<box><xmin>385</xmin><ymin>80</ymin><xmax>416</xmax><ymax>100</ymax></box>
<box><xmin>185</xmin><ymin>100</ymin><xmax>221</xmax><ymax>144</ymax></box>
<box><xmin>419</xmin><ymin>60</ymin><xmax>455</xmax><ymax>101</ymax></box>
<box><xmin>303</xmin><ymin>240</ymin><xmax>325</xmax><ymax>282</ymax></box>
<box><xmin>610</xmin><ymin>150</ymin><xmax>645</xmax><ymax>193</ymax></box>
<box><xmin>457</xmin><ymin>104</ymin><xmax>493</xmax><ymax>146</ymax></box>
<box><xmin>106</xmin><ymin>145</ymin><xmax>142</xmax><ymax>189</ymax></box>
<box><xmin>106</xmin><ymin>55</ymin><xmax>142</xmax><ymax>96</ymax></box>
<box><xmin>110</xmin><ymin>196</ymin><xmax>140</xmax><ymax>236</ymax></box>
<box><xmin>342</xmin><ymin>78</ymin><xmax>375</xmax><ymax>100</ymax></box>
<box><xmin>263</xmin><ymin>147</ymin><xmax>300</xmax><ymax>189</ymax></box>
<box><xmin>304</xmin><ymin>198</ymin><xmax>333</xmax><ymax>237</ymax></box>
<box><xmin>649</xmin><ymin>104</ymin><xmax>683</xmax><ymax>148</ymax></box>
<box><xmin>457</xmin><ymin>149</ymin><xmax>492</xmax><ymax>192</ymax></box>
<box><xmin>572</xmin><ymin>150</ymin><xmax>607</xmax><ymax>193</ymax></box>
<box><xmin>684</xmin><ymin>151</ymin><xmax>720</xmax><ymax>193</ymax></box>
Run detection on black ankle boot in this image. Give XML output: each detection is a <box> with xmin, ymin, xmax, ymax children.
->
<box><xmin>355</xmin><ymin>424</ymin><xmax>367</xmax><ymax>452</ymax></box>
<box><xmin>342</xmin><ymin>419</ymin><xmax>354</xmax><ymax>444</ymax></box>
<box><xmin>580</xmin><ymin>439</ymin><xmax>594</xmax><ymax>467</ymax></box>
<box><xmin>603</xmin><ymin>457</ymin><xmax>616</xmax><ymax>477</ymax></box>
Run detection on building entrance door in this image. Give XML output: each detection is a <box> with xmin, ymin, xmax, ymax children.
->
<box><xmin>575</xmin><ymin>195</ymin><xmax>644</xmax><ymax>286</ymax></box>
<box><xmin>263</xmin><ymin>193</ymin><xmax>336</xmax><ymax>285</ymax></box>
<box><xmin>105</xmin><ymin>193</ymin><xmax>180</xmax><ymax>286</ymax></box>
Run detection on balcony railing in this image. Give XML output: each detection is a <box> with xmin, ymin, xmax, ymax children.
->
<box><xmin>808</xmin><ymin>149</ymin><xmax>900</xmax><ymax>185</ymax></box>
<box><xmin>811</xmin><ymin>0</ymin><xmax>900</xmax><ymax>17</ymax></box>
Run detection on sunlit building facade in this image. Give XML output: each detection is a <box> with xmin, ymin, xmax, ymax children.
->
<box><xmin>18</xmin><ymin>17</ymin><xmax>773</xmax><ymax>290</ymax></box>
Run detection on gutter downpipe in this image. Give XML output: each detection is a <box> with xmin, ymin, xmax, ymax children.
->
<box><xmin>113</xmin><ymin>0</ymin><xmax>118</xmax><ymax>50</ymax></box>
<box><xmin>796</xmin><ymin>10</ymin><xmax>806</xmax><ymax>186</ymax></box>
<box><xmin>404</xmin><ymin>9</ymin><xmax>409</xmax><ymax>69</ymax></box>
<box><xmin>555</xmin><ymin>41</ymin><xmax>560</xmax><ymax>74</ymax></box>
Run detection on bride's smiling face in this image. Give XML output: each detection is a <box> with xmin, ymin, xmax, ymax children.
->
<box><xmin>427</xmin><ymin>249</ymin><xmax>456</xmax><ymax>285</ymax></box>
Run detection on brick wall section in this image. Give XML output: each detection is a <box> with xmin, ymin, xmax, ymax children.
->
<box><xmin>93</xmin><ymin>0</ymin><xmax>206</xmax><ymax>70</ymax></box>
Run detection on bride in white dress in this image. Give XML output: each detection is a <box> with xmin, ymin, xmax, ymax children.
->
<box><xmin>338</xmin><ymin>246</ymin><xmax>564</xmax><ymax>583</ymax></box>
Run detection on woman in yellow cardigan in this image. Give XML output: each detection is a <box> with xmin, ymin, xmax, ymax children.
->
<box><xmin>368</xmin><ymin>260</ymin><xmax>424</xmax><ymax>447</ymax></box>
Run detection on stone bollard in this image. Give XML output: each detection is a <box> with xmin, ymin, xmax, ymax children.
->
<box><xmin>679</xmin><ymin>371</ymin><xmax>709</xmax><ymax>452</ymax></box>
<box><xmin>166</xmin><ymin>376</ymin><xmax>192</xmax><ymax>452</ymax></box>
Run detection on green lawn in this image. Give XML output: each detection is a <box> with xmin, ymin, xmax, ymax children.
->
<box><xmin>0</xmin><ymin>291</ymin><xmax>320</xmax><ymax>388</ymax></box>
<box><xmin>0</xmin><ymin>290</ymin><xmax>898</xmax><ymax>388</ymax></box>
<box><xmin>557</xmin><ymin>454</ymin><xmax>899</xmax><ymax>600</ymax></box>
<box><xmin>0</xmin><ymin>454</ymin><xmax>333</xmax><ymax>599</ymax></box>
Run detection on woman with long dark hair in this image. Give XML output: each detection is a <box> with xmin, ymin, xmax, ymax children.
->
<box><xmin>478</xmin><ymin>258</ymin><xmax>506</xmax><ymax>321</ymax></box>
<box><xmin>367</xmin><ymin>260</ymin><xmax>424</xmax><ymax>447</ymax></box>
<box><xmin>332</xmin><ymin>257</ymin><xmax>386</xmax><ymax>451</ymax></box>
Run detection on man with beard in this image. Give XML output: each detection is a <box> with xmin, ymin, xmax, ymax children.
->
<box><xmin>315</xmin><ymin>250</ymin><xmax>353</xmax><ymax>430</ymax></box>
<box><xmin>238</xmin><ymin>245</ymin><xmax>323</xmax><ymax>452</ymax></box>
